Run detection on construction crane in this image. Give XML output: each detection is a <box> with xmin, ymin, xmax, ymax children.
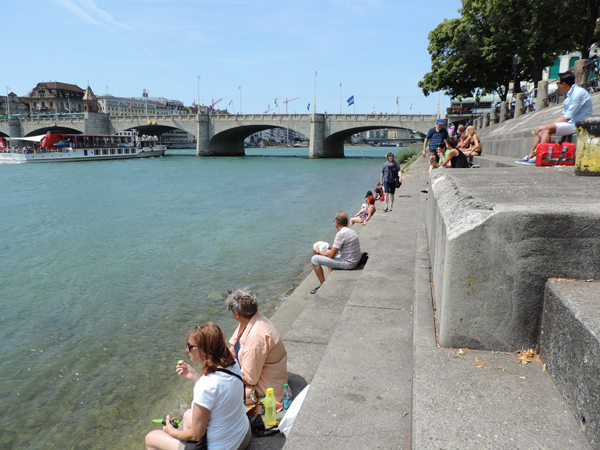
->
<box><xmin>283</xmin><ymin>97</ymin><xmax>299</xmax><ymax>114</ymax></box>
<box><xmin>210</xmin><ymin>98</ymin><xmax>223</xmax><ymax>110</ymax></box>
<box><xmin>264</xmin><ymin>108</ymin><xmax>274</xmax><ymax>114</ymax></box>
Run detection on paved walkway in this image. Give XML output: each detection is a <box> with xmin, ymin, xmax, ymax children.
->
<box><xmin>247</xmin><ymin>157</ymin><xmax>590</xmax><ymax>450</ymax></box>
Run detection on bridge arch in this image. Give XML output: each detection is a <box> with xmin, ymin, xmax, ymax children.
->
<box><xmin>208</xmin><ymin>124</ymin><xmax>309</xmax><ymax>156</ymax></box>
<box><xmin>24</xmin><ymin>125</ymin><xmax>84</xmax><ymax>136</ymax></box>
<box><xmin>323</xmin><ymin>124</ymin><xmax>419</xmax><ymax>156</ymax></box>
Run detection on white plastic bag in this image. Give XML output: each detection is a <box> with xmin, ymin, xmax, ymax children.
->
<box><xmin>278</xmin><ymin>384</ymin><xmax>310</xmax><ymax>438</ymax></box>
<box><xmin>313</xmin><ymin>241</ymin><xmax>329</xmax><ymax>252</ymax></box>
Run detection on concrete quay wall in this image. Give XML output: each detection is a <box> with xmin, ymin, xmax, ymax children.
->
<box><xmin>427</xmin><ymin>167</ymin><xmax>600</xmax><ymax>350</ymax></box>
<box><xmin>541</xmin><ymin>279</ymin><xmax>600</xmax><ymax>448</ymax></box>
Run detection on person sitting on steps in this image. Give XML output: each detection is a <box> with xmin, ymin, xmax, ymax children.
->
<box><xmin>516</xmin><ymin>72</ymin><xmax>593</xmax><ymax>165</ymax></box>
<box><xmin>350</xmin><ymin>195</ymin><xmax>376</xmax><ymax>227</ymax></box>
<box><xmin>310</xmin><ymin>211</ymin><xmax>361</xmax><ymax>295</ymax></box>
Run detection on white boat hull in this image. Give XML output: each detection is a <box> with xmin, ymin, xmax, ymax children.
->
<box><xmin>0</xmin><ymin>146</ymin><xmax>167</xmax><ymax>163</ymax></box>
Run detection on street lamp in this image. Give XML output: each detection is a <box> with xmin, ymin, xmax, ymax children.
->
<box><xmin>6</xmin><ymin>86</ymin><xmax>11</xmax><ymax>118</ymax></box>
<box><xmin>512</xmin><ymin>53</ymin><xmax>520</xmax><ymax>94</ymax></box>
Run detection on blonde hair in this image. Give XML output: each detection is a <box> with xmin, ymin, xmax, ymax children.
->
<box><xmin>465</xmin><ymin>126</ymin><xmax>476</xmax><ymax>136</ymax></box>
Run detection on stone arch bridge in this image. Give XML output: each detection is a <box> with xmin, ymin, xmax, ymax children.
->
<box><xmin>0</xmin><ymin>113</ymin><xmax>436</xmax><ymax>158</ymax></box>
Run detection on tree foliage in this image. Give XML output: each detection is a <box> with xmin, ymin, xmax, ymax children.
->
<box><xmin>419</xmin><ymin>0</ymin><xmax>600</xmax><ymax>101</ymax></box>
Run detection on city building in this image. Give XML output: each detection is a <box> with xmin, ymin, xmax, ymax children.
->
<box><xmin>0</xmin><ymin>93</ymin><xmax>30</xmax><ymax>116</ymax></box>
<box><xmin>28</xmin><ymin>82</ymin><xmax>87</xmax><ymax>115</ymax></box>
<box><xmin>97</xmin><ymin>95</ymin><xmax>156</xmax><ymax>116</ymax></box>
<box><xmin>253</xmin><ymin>128</ymin><xmax>307</xmax><ymax>144</ymax></box>
<box><xmin>541</xmin><ymin>50</ymin><xmax>599</xmax><ymax>81</ymax></box>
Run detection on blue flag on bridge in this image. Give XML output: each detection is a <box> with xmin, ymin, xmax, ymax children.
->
<box><xmin>347</xmin><ymin>95</ymin><xmax>354</xmax><ymax>106</ymax></box>
<box><xmin>307</xmin><ymin>103</ymin><xmax>310</xmax><ymax>111</ymax></box>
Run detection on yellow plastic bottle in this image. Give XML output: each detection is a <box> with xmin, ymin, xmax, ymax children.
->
<box><xmin>263</xmin><ymin>388</ymin><xmax>277</xmax><ymax>426</ymax></box>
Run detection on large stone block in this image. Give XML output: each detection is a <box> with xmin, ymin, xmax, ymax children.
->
<box><xmin>427</xmin><ymin>168</ymin><xmax>600</xmax><ymax>350</ymax></box>
<box><xmin>540</xmin><ymin>279</ymin><xmax>600</xmax><ymax>448</ymax></box>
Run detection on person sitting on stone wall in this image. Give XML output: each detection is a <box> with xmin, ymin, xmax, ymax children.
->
<box><xmin>460</xmin><ymin>126</ymin><xmax>482</xmax><ymax>158</ymax></box>
<box><xmin>310</xmin><ymin>211</ymin><xmax>361</xmax><ymax>295</ymax></box>
<box><xmin>435</xmin><ymin>137</ymin><xmax>469</xmax><ymax>169</ymax></box>
<box><xmin>516</xmin><ymin>72</ymin><xmax>593</xmax><ymax>165</ymax></box>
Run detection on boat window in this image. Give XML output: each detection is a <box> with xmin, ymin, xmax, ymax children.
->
<box><xmin>84</xmin><ymin>150</ymin><xmax>88</xmax><ymax>156</ymax></box>
<box><xmin>110</xmin><ymin>149</ymin><xmax>115</xmax><ymax>154</ymax></box>
<box><xmin>125</xmin><ymin>149</ymin><xmax>129</xmax><ymax>154</ymax></box>
<box><xmin>131</xmin><ymin>149</ymin><xmax>136</xmax><ymax>154</ymax></box>
<box><xmin>102</xmin><ymin>149</ymin><xmax>108</xmax><ymax>155</ymax></box>
<box><xmin>117</xmin><ymin>149</ymin><xmax>123</xmax><ymax>154</ymax></box>
<box><xmin>94</xmin><ymin>149</ymin><xmax>100</xmax><ymax>155</ymax></box>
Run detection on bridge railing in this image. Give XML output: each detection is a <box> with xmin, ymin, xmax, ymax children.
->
<box><xmin>210</xmin><ymin>113</ymin><xmax>436</xmax><ymax>121</ymax></box>
<box><xmin>0</xmin><ymin>116</ymin><xmax>86</xmax><ymax>125</ymax></box>
<box><xmin>109</xmin><ymin>114</ymin><xmax>196</xmax><ymax>122</ymax></box>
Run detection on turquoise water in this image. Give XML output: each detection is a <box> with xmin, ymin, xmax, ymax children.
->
<box><xmin>0</xmin><ymin>146</ymin><xmax>400</xmax><ymax>449</ymax></box>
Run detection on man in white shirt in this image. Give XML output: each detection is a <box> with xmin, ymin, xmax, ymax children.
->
<box><xmin>516</xmin><ymin>72</ymin><xmax>593</xmax><ymax>165</ymax></box>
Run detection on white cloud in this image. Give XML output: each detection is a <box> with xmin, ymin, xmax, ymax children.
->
<box><xmin>54</xmin><ymin>0</ymin><xmax>127</xmax><ymax>28</ymax></box>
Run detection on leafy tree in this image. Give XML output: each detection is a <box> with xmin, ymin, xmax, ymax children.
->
<box><xmin>419</xmin><ymin>0</ymin><xmax>598</xmax><ymax>101</ymax></box>
<box><xmin>579</xmin><ymin>0</ymin><xmax>600</xmax><ymax>59</ymax></box>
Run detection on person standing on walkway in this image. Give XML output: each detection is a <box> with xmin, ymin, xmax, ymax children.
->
<box><xmin>381</xmin><ymin>151</ymin><xmax>402</xmax><ymax>212</ymax></box>
<box><xmin>310</xmin><ymin>211</ymin><xmax>361</xmax><ymax>294</ymax></box>
<box><xmin>516</xmin><ymin>72</ymin><xmax>593</xmax><ymax>165</ymax></box>
<box><xmin>422</xmin><ymin>119</ymin><xmax>449</xmax><ymax>157</ymax></box>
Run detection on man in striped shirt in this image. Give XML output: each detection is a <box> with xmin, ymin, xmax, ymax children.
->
<box><xmin>310</xmin><ymin>211</ymin><xmax>361</xmax><ymax>294</ymax></box>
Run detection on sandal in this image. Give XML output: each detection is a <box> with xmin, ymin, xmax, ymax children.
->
<box><xmin>310</xmin><ymin>286</ymin><xmax>321</xmax><ymax>295</ymax></box>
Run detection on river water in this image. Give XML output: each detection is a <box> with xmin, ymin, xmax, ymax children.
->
<box><xmin>0</xmin><ymin>146</ymin><xmax>403</xmax><ymax>449</ymax></box>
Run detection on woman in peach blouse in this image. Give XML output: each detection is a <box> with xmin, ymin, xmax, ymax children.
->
<box><xmin>226</xmin><ymin>288</ymin><xmax>289</xmax><ymax>408</ymax></box>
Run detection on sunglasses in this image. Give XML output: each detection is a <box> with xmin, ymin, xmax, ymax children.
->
<box><xmin>187</xmin><ymin>342</ymin><xmax>199</xmax><ymax>352</ymax></box>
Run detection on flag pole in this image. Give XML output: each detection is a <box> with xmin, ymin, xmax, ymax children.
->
<box><xmin>314</xmin><ymin>71</ymin><xmax>317</xmax><ymax>114</ymax></box>
<box><xmin>339</xmin><ymin>83</ymin><xmax>342</xmax><ymax>114</ymax></box>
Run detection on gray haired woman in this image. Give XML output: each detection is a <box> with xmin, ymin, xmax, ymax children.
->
<box><xmin>226</xmin><ymin>288</ymin><xmax>289</xmax><ymax>409</ymax></box>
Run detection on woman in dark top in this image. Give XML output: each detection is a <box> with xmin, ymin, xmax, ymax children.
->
<box><xmin>380</xmin><ymin>152</ymin><xmax>402</xmax><ymax>212</ymax></box>
<box><xmin>439</xmin><ymin>137</ymin><xmax>469</xmax><ymax>168</ymax></box>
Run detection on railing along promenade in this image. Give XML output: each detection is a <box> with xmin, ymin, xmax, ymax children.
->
<box><xmin>474</xmin><ymin>58</ymin><xmax>597</xmax><ymax>130</ymax></box>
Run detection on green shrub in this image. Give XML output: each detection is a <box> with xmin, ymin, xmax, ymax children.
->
<box><xmin>396</xmin><ymin>146</ymin><xmax>420</xmax><ymax>164</ymax></box>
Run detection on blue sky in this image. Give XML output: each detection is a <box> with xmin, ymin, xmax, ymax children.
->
<box><xmin>4</xmin><ymin>0</ymin><xmax>461</xmax><ymax>115</ymax></box>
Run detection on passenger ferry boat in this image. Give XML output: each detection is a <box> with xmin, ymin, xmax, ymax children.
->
<box><xmin>0</xmin><ymin>132</ymin><xmax>167</xmax><ymax>163</ymax></box>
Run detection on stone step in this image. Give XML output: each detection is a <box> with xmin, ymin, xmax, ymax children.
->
<box><xmin>472</xmin><ymin>154</ymin><xmax>521</xmax><ymax>168</ymax></box>
<box><xmin>282</xmin><ymin>178</ymin><xmax>421</xmax><ymax>449</ymax></box>
<box><xmin>540</xmin><ymin>279</ymin><xmax>600</xmax><ymax>449</ymax></box>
